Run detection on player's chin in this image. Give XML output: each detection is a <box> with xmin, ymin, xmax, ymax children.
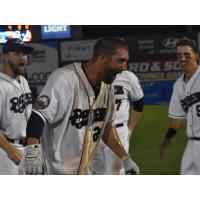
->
<box><xmin>17</xmin><ymin>68</ymin><xmax>26</xmax><ymax>75</ymax></box>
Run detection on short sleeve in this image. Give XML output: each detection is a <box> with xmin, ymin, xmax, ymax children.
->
<box><xmin>128</xmin><ymin>72</ymin><xmax>144</xmax><ymax>101</ymax></box>
<box><xmin>33</xmin><ymin>70</ymin><xmax>74</xmax><ymax>124</ymax></box>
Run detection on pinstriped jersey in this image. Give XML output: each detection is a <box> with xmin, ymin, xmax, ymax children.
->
<box><xmin>169</xmin><ymin>66</ymin><xmax>200</xmax><ymax>138</ymax></box>
<box><xmin>33</xmin><ymin>63</ymin><xmax>116</xmax><ymax>174</ymax></box>
<box><xmin>0</xmin><ymin>72</ymin><xmax>32</xmax><ymax>139</ymax></box>
<box><xmin>112</xmin><ymin>70</ymin><xmax>144</xmax><ymax>124</ymax></box>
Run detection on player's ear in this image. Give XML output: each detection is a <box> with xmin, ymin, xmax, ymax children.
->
<box><xmin>98</xmin><ymin>53</ymin><xmax>106</xmax><ymax>63</ymax></box>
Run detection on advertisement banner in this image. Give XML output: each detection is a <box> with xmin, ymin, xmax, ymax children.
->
<box><xmin>141</xmin><ymin>80</ymin><xmax>174</xmax><ymax>105</ymax></box>
<box><xmin>60</xmin><ymin>39</ymin><xmax>97</xmax><ymax>61</ymax></box>
<box><xmin>125</xmin><ymin>33</ymin><xmax>197</xmax><ymax>60</ymax></box>
<box><xmin>128</xmin><ymin>60</ymin><xmax>183</xmax><ymax>81</ymax></box>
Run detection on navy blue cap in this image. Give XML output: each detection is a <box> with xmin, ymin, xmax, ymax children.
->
<box><xmin>2</xmin><ymin>38</ymin><xmax>34</xmax><ymax>54</ymax></box>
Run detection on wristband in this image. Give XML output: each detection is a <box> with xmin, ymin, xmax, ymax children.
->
<box><xmin>165</xmin><ymin>128</ymin><xmax>177</xmax><ymax>140</ymax></box>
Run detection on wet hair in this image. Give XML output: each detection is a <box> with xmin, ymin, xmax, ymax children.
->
<box><xmin>177</xmin><ymin>37</ymin><xmax>198</xmax><ymax>54</ymax></box>
<box><xmin>92</xmin><ymin>37</ymin><xmax>129</xmax><ymax>59</ymax></box>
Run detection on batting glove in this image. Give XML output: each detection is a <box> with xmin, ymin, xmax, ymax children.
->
<box><xmin>24</xmin><ymin>144</ymin><xmax>45</xmax><ymax>175</ymax></box>
<box><xmin>122</xmin><ymin>155</ymin><xmax>140</xmax><ymax>175</ymax></box>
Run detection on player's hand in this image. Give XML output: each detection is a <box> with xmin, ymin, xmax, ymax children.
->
<box><xmin>7</xmin><ymin>146</ymin><xmax>23</xmax><ymax>165</ymax></box>
<box><xmin>159</xmin><ymin>138</ymin><xmax>171</xmax><ymax>159</ymax></box>
<box><xmin>24</xmin><ymin>144</ymin><xmax>45</xmax><ymax>175</ymax></box>
<box><xmin>122</xmin><ymin>154</ymin><xmax>140</xmax><ymax>175</ymax></box>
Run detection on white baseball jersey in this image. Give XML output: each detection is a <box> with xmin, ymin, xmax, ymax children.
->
<box><xmin>169</xmin><ymin>66</ymin><xmax>200</xmax><ymax>174</ymax></box>
<box><xmin>0</xmin><ymin>72</ymin><xmax>32</xmax><ymax>174</ymax></box>
<box><xmin>33</xmin><ymin>62</ymin><xmax>116</xmax><ymax>174</ymax></box>
<box><xmin>90</xmin><ymin>70</ymin><xmax>144</xmax><ymax>174</ymax></box>
<box><xmin>169</xmin><ymin>66</ymin><xmax>200</xmax><ymax>138</ymax></box>
<box><xmin>0</xmin><ymin>72</ymin><xmax>32</xmax><ymax>139</ymax></box>
<box><xmin>113</xmin><ymin>70</ymin><xmax>144</xmax><ymax>125</ymax></box>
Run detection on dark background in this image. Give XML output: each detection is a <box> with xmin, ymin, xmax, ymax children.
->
<box><xmin>81</xmin><ymin>25</ymin><xmax>196</xmax><ymax>38</ymax></box>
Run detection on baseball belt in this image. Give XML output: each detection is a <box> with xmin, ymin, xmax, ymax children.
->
<box><xmin>116</xmin><ymin>123</ymin><xmax>124</xmax><ymax>128</ymax></box>
<box><xmin>188</xmin><ymin>137</ymin><xmax>200</xmax><ymax>141</ymax></box>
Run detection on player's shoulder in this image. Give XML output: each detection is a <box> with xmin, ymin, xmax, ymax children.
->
<box><xmin>48</xmin><ymin>62</ymin><xmax>81</xmax><ymax>85</ymax></box>
<box><xmin>0</xmin><ymin>72</ymin><xmax>12</xmax><ymax>89</ymax></box>
<box><xmin>173</xmin><ymin>74</ymin><xmax>184</xmax><ymax>89</ymax></box>
<box><xmin>115</xmin><ymin>70</ymin><xmax>139</xmax><ymax>85</ymax></box>
<box><xmin>120</xmin><ymin>70</ymin><xmax>138</xmax><ymax>80</ymax></box>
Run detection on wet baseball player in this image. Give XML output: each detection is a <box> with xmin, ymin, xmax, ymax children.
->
<box><xmin>0</xmin><ymin>38</ymin><xmax>34</xmax><ymax>174</ymax></box>
<box><xmin>90</xmin><ymin>70</ymin><xmax>144</xmax><ymax>174</ymax></box>
<box><xmin>159</xmin><ymin>37</ymin><xmax>200</xmax><ymax>174</ymax></box>
<box><xmin>23</xmin><ymin>37</ymin><xmax>139</xmax><ymax>175</ymax></box>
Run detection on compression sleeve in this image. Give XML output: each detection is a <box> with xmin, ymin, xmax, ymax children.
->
<box><xmin>26</xmin><ymin>112</ymin><xmax>45</xmax><ymax>139</ymax></box>
<box><xmin>131</xmin><ymin>97</ymin><xmax>144</xmax><ymax>112</ymax></box>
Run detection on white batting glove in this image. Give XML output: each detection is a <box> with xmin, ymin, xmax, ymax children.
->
<box><xmin>24</xmin><ymin>144</ymin><xmax>45</xmax><ymax>175</ymax></box>
<box><xmin>122</xmin><ymin>155</ymin><xmax>140</xmax><ymax>175</ymax></box>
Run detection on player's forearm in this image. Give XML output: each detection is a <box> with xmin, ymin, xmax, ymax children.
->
<box><xmin>102</xmin><ymin>124</ymin><xmax>128</xmax><ymax>159</ymax></box>
<box><xmin>128</xmin><ymin>111</ymin><xmax>142</xmax><ymax>132</ymax></box>
<box><xmin>170</xmin><ymin>118</ymin><xmax>183</xmax><ymax>130</ymax></box>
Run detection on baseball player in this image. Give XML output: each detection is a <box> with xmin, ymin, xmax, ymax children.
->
<box><xmin>159</xmin><ymin>37</ymin><xmax>200</xmax><ymax>174</ymax></box>
<box><xmin>23</xmin><ymin>37</ymin><xmax>139</xmax><ymax>175</ymax></box>
<box><xmin>90</xmin><ymin>70</ymin><xmax>144</xmax><ymax>174</ymax></box>
<box><xmin>0</xmin><ymin>38</ymin><xmax>34</xmax><ymax>174</ymax></box>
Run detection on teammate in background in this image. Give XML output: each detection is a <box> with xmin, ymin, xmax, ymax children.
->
<box><xmin>159</xmin><ymin>37</ymin><xmax>200</xmax><ymax>174</ymax></box>
<box><xmin>0</xmin><ymin>38</ymin><xmax>34</xmax><ymax>174</ymax></box>
<box><xmin>24</xmin><ymin>37</ymin><xmax>140</xmax><ymax>175</ymax></box>
<box><xmin>90</xmin><ymin>70</ymin><xmax>144</xmax><ymax>174</ymax></box>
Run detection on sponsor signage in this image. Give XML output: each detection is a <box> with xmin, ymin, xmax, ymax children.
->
<box><xmin>27</xmin><ymin>42</ymin><xmax>59</xmax><ymax>84</ymax></box>
<box><xmin>141</xmin><ymin>80</ymin><xmax>174</xmax><ymax>104</ymax></box>
<box><xmin>128</xmin><ymin>60</ymin><xmax>183</xmax><ymax>81</ymax></box>
<box><xmin>41</xmin><ymin>25</ymin><xmax>72</xmax><ymax>40</ymax></box>
<box><xmin>125</xmin><ymin>33</ymin><xmax>197</xmax><ymax>60</ymax></box>
<box><xmin>60</xmin><ymin>39</ymin><xmax>97</xmax><ymax>61</ymax></box>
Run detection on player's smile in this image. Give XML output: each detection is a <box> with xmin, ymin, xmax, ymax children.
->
<box><xmin>177</xmin><ymin>46</ymin><xmax>198</xmax><ymax>74</ymax></box>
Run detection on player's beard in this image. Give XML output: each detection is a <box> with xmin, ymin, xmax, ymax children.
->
<box><xmin>8</xmin><ymin>60</ymin><xmax>27</xmax><ymax>76</ymax></box>
<box><xmin>103</xmin><ymin>68</ymin><xmax>121</xmax><ymax>84</ymax></box>
<box><xmin>104</xmin><ymin>72</ymin><xmax>116</xmax><ymax>84</ymax></box>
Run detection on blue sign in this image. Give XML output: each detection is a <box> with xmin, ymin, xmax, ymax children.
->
<box><xmin>141</xmin><ymin>80</ymin><xmax>175</xmax><ymax>105</ymax></box>
<box><xmin>41</xmin><ymin>25</ymin><xmax>71</xmax><ymax>40</ymax></box>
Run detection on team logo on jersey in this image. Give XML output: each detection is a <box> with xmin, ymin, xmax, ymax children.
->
<box><xmin>180</xmin><ymin>92</ymin><xmax>200</xmax><ymax>113</ymax></box>
<box><xmin>34</xmin><ymin>95</ymin><xmax>50</xmax><ymax>110</ymax></box>
<box><xmin>114</xmin><ymin>85</ymin><xmax>124</xmax><ymax>95</ymax></box>
<box><xmin>10</xmin><ymin>92</ymin><xmax>33</xmax><ymax>113</ymax></box>
<box><xmin>69</xmin><ymin>108</ymin><xmax>106</xmax><ymax>129</ymax></box>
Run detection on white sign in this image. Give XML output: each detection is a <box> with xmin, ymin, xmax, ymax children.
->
<box><xmin>60</xmin><ymin>39</ymin><xmax>97</xmax><ymax>61</ymax></box>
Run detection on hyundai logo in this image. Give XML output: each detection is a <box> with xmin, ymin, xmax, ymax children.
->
<box><xmin>162</xmin><ymin>38</ymin><xmax>180</xmax><ymax>49</ymax></box>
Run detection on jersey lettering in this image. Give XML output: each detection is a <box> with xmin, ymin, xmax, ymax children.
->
<box><xmin>196</xmin><ymin>105</ymin><xmax>200</xmax><ymax>117</ymax></box>
<box><xmin>115</xmin><ymin>99</ymin><xmax>122</xmax><ymax>110</ymax></box>
<box><xmin>10</xmin><ymin>92</ymin><xmax>33</xmax><ymax>113</ymax></box>
<box><xmin>114</xmin><ymin>85</ymin><xmax>124</xmax><ymax>95</ymax></box>
<box><xmin>93</xmin><ymin>126</ymin><xmax>101</xmax><ymax>142</ymax></box>
<box><xmin>180</xmin><ymin>92</ymin><xmax>200</xmax><ymax>113</ymax></box>
<box><xmin>93</xmin><ymin>108</ymin><xmax>106</xmax><ymax>122</ymax></box>
<box><xmin>69</xmin><ymin>109</ymin><xmax>90</xmax><ymax>129</ymax></box>
<box><xmin>69</xmin><ymin>108</ymin><xmax>106</xmax><ymax>129</ymax></box>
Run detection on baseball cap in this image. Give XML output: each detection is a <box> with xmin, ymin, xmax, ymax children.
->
<box><xmin>2</xmin><ymin>38</ymin><xmax>34</xmax><ymax>54</ymax></box>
